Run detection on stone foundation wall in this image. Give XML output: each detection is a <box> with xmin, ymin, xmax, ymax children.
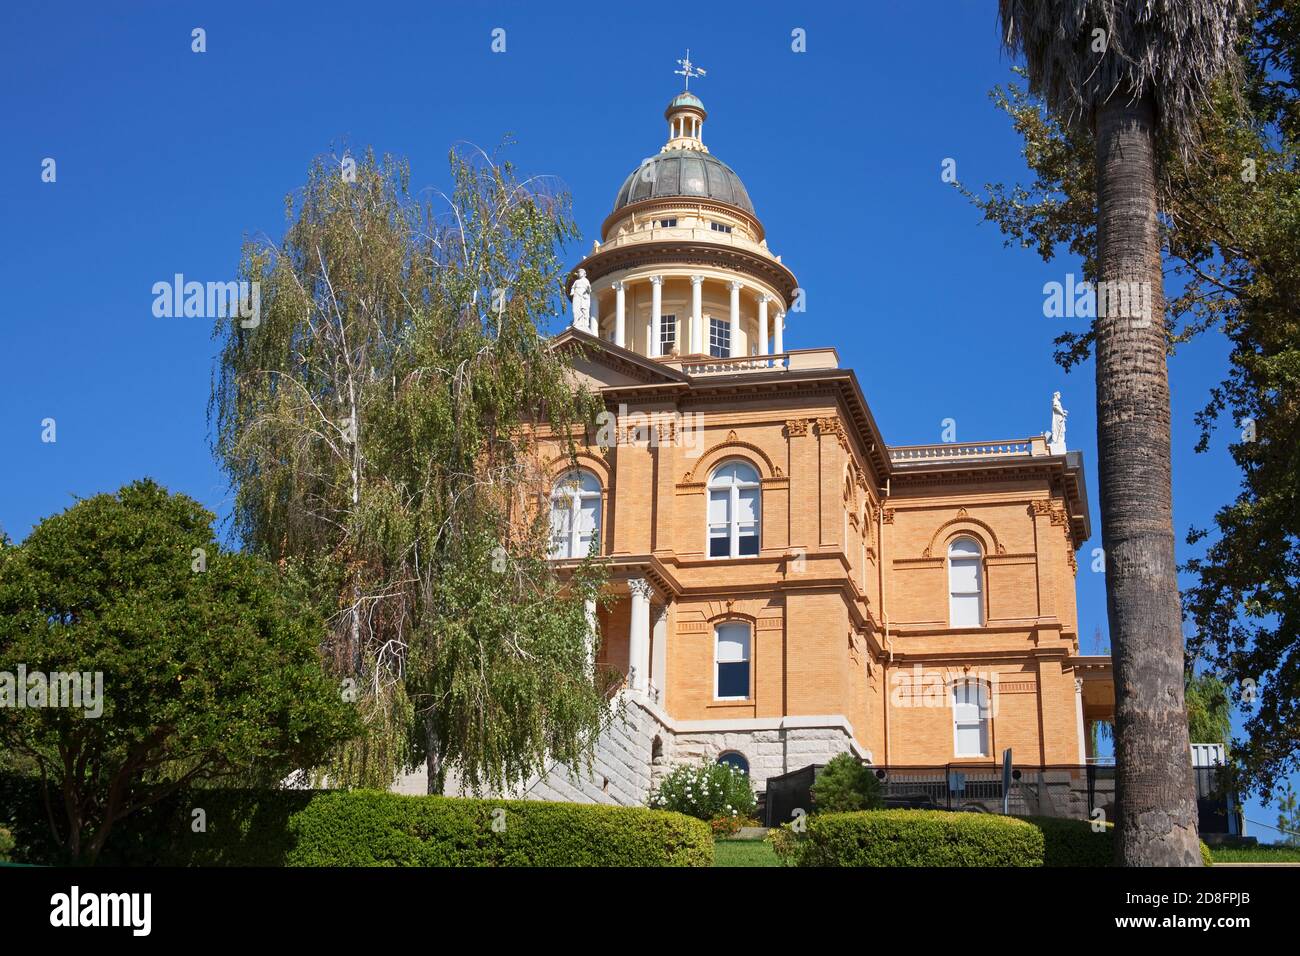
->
<box><xmin>391</xmin><ymin>695</ymin><xmax>868</xmax><ymax>806</ymax></box>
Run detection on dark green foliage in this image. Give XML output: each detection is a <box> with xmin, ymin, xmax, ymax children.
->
<box><xmin>1185</xmin><ymin>673</ymin><xmax>1233</xmax><ymax>749</ymax></box>
<box><xmin>0</xmin><ymin>481</ymin><xmax>357</xmax><ymax>863</ymax></box>
<box><xmin>1</xmin><ymin>777</ymin><xmax>711</xmax><ymax>867</ymax></box>
<box><xmin>0</xmin><ymin>774</ymin><xmax>319</xmax><ymax>866</ymax></box>
<box><xmin>284</xmin><ymin>790</ymin><xmax>713</xmax><ymax>867</ymax></box>
<box><xmin>811</xmin><ymin>754</ymin><xmax>884</xmax><ymax>813</ymax></box>
<box><xmin>773</xmin><ymin>810</ymin><xmax>1044</xmax><ymax>867</ymax></box>
<box><xmin>1015</xmin><ymin>816</ymin><xmax>1212</xmax><ymax>866</ymax></box>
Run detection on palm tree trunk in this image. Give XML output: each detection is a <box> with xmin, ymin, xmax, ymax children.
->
<box><xmin>1094</xmin><ymin>93</ymin><xmax>1201</xmax><ymax>866</ymax></box>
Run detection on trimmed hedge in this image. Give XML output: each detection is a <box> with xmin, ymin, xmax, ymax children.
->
<box><xmin>1</xmin><ymin>775</ymin><xmax>711</xmax><ymax>867</ymax></box>
<box><xmin>769</xmin><ymin>810</ymin><xmax>1216</xmax><ymax>867</ymax></box>
<box><xmin>774</xmin><ymin>809</ymin><xmax>1044</xmax><ymax>867</ymax></box>
<box><xmin>1016</xmin><ymin>815</ymin><xmax>1214</xmax><ymax>867</ymax></box>
<box><xmin>0</xmin><ymin>774</ymin><xmax>319</xmax><ymax>866</ymax></box>
<box><xmin>286</xmin><ymin>790</ymin><xmax>713</xmax><ymax>867</ymax></box>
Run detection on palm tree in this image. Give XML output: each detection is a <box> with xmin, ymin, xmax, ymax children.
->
<box><xmin>997</xmin><ymin>1</ymin><xmax>1248</xmax><ymax>865</ymax></box>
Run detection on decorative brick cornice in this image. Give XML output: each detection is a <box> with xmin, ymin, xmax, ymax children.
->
<box><xmin>785</xmin><ymin>418</ymin><xmax>809</xmax><ymax>438</ymax></box>
<box><xmin>882</xmin><ymin>508</ymin><xmax>895</xmax><ymax>524</ymax></box>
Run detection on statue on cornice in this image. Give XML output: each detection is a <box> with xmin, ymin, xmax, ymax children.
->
<box><xmin>569</xmin><ymin>268</ymin><xmax>592</xmax><ymax>332</ymax></box>
<box><xmin>1048</xmin><ymin>391</ymin><xmax>1068</xmax><ymax>454</ymax></box>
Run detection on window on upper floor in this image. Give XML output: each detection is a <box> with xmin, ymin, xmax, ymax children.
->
<box><xmin>549</xmin><ymin>469</ymin><xmax>601</xmax><ymax>559</ymax></box>
<box><xmin>708</xmin><ymin>461</ymin><xmax>760</xmax><ymax>558</ymax></box>
<box><xmin>948</xmin><ymin>536</ymin><xmax>984</xmax><ymax>627</ymax></box>
<box><xmin>708</xmin><ymin>316</ymin><xmax>731</xmax><ymax>358</ymax></box>
<box><xmin>715</xmin><ymin>622</ymin><xmax>751</xmax><ymax>700</ymax></box>
<box><xmin>660</xmin><ymin>313</ymin><xmax>677</xmax><ymax>354</ymax></box>
<box><xmin>710</xmin><ymin>221</ymin><xmax>732</xmax><ymax>234</ymax></box>
<box><xmin>952</xmin><ymin>679</ymin><xmax>991</xmax><ymax>757</ymax></box>
<box><xmin>657</xmin><ymin>218</ymin><xmax>677</xmax><ymax>228</ymax></box>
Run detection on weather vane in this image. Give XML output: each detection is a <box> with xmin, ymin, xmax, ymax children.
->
<box><xmin>674</xmin><ymin>49</ymin><xmax>706</xmax><ymax>90</ymax></box>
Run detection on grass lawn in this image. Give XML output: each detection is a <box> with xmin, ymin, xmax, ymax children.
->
<box><xmin>713</xmin><ymin>838</ymin><xmax>781</xmax><ymax>867</ymax></box>
<box><xmin>1209</xmin><ymin>844</ymin><xmax>1300</xmax><ymax>864</ymax></box>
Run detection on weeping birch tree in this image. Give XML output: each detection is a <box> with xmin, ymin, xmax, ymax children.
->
<box><xmin>211</xmin><ymin>146</ymin><xmax>612</xmax><ymax>793</ymax></box>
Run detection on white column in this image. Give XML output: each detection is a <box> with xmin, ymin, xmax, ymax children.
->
<box><xmin>590</xmin><ymin>286</ymin><xmax>600</xmax><ymax>335</ymax></box>
<box><xmin>758</xmin><ymin>294</ymin><xmax>770</xmax><ymax>356</ymax></box>
<box><xmin>584</xmin><ymin>598</ymin><xmax>598</xmax><ymax>680</ymax></box>
<box><xmin>774</xmin><ymin>310</ymin><xmax>785</xmax><ymax>356</ymax></box>
<box><xmin>650</xmin><ymin>276</ymin><xmax>663</xmax><ymax>357</ymax></box>
<box><xmin>1075</xmin><ymin>678</ymin><xmax>1087</xmax><ymax>764</ymax></box>
<box><xmin>690</xmin><ymin>275</ymin><xmax>703</xmax><ymax>354</ymax></box>
<box><xmin>728</xmin><ymin>281</ymin><xmax>742</xmax><ymax>357</ymax></box>
<box><xmin>613</xmin><ymin>281</ymin><xmax>626</xmax><ymax>348</ymax></box>
<box><xmin>628</xmin><ymin>579</ymin><xmax>653</xmax><ymax>694</ymax></box>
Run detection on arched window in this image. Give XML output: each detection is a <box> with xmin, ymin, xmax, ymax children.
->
<box><xmin>715</xmin><ymin>621</ymin><xmax>751</xmax><ymax>700</ymax></box>
<box><xmin>717</xmin><ymin>751</ymin><xmax>750</xmax><ymax>775</ymax></box>
<box><xmin>549</xmin><ymin>469</ymin><xmax>601</xmax><ymax>559</ymax></box>
<box><xmin>947</xmin><ymin>536</ymin><xmax>984</xmax><ymax>627</ymax></box>
<box><xmin>952</xmin><ymin>680</ymin><xmax>991</xmax><ymax>757</ymax></box>
<box><xmin>708</xmin><ymin>461</ymin><xmax>760</xmax><ymax>558</ymax></box>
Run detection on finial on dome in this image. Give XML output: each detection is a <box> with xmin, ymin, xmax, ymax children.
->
<box><xmin>664</xmin><ymin>54</ymin><xmax>709</xmax><ymax>152</ymax></box>
<box><xmin>674</xmin><ymin>49</ymin><xmax>706</xmax><ymax>91</ymax></box>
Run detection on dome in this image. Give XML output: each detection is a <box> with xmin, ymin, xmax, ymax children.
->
<box><xmin>667</xmin><ymin>91</ymin><xmax>705</xmax><ymax>112</ymax></box>
<box><xmin>611</xmin><ymin>149</ymin><xmax>755</xmax><ymax>215</ymax></box>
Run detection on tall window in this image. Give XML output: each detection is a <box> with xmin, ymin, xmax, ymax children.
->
<box><xmin>659</xmin><ymin>314</ymin><xmax>677</xmax><ymax>354</ymax></box>
<box><xmin>708</xmin><ymin>317</ymin><xmax>731</xmax><ymax>358</ymax></box>
<box><xmin>708</xmin><ymin>461</ymin><xmax>760</xmax><ymax>558</ymax></box>
<box><xmin>948</xmin><ymin>536</ymin><xmax>984</xmax><ymax>627</ymax></box>
<box><xmin>715</xmin><ymin>622</ymin><xmax>751</xmax><ymax>699</ymax></box>
<box><xmin>549</xmin><ymin>469</ymin><xmax>601</xmax><ymax>558</ymax></box>
<box><xmin>952</xmin><ymin>680</ymin><xmax>990</xmax><ymax>757</ymax></box>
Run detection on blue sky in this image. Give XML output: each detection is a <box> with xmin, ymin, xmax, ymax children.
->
<box><xmin>1</xmin><ymin>2</ymin><xmax>1285</xmax><ymax>837</ymax></box>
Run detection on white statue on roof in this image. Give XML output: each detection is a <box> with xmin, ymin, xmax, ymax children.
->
<box><xmin>1048</xmin><ymin>391</ymin><xmax>1068</xmax><ymax>454</ymax></box>
<box><xmin>569</xmin><ymin>268</ymin><xmax>592</xmax><ymax>332</ymax></box>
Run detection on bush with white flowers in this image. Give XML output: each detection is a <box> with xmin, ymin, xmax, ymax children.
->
<box><xmin>648</xmin><ymin>759</ymin><xmax>757</xmax><ymax>822</ymax></box>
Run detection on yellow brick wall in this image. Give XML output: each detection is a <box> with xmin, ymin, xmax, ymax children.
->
<box><xmin>539</xmin><ymin>394</ymin><xmax>1085</xmax><ymax>767</ymax></box>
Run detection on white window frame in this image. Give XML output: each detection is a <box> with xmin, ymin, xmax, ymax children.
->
<box><xmin>714</xmin><ymin>621</ymin><xmax>752</xmax><ymax>701</ymax></box>
<box><xmin>708</xmin><ymin>316</ymin><xmax>730</xmax><ymax>358</ymax></box>
<box><xmin>549</xmin><ymin>469</ymin><xmax>601</xmax><ymax>559</ymax></box>
<box><xmin>952</xmin><ymin>679</ymin><xmax>991</xmax><ymax>758</ymax></box>
<box><xmin>947</xmin><ymin>536</ymin><xmax>985</xmax><ymax>627</ymax></box>
<box><xmin>659</xmin><ymin>313</ymin><xmax>677</xmax><ymax>354</ymax></box>
<box><xmin>707</xmin><ymin>460</ymin><xmax>761</xmax><ymax>559</ymax></box>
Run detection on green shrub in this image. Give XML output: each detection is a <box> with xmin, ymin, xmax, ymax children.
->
<box><xmin>811</xmin><ymin>754</ymin><xmax>884</xmax><ymax>813</ymax></box>
<box><xmin>0</xmin><ymin>825</ymin><xmax>14</xmax><ymax>863</ymax></box>
<box><xmin>1016</xmin><ymin>816</ymin><xmax>1214</xmax><ymax>867</ymax></box>
<box><xmin>775</xmin><ymin>810</ymin><xmax>1044</xmax><ymax>866</ymax></box>
<box><xmin>1</xmin><ymin>774</ymin><xmax>713</xmax><ymax>867</ymax></box>
<box><xmin>286</xmin><ymin>790</ymin><xmax>712</xmax><ymax>866</ymax></box>
<box><xmin>648</xmin><ymin>761</ymin><xmax>756</xmax><ymax>822</ymax></box>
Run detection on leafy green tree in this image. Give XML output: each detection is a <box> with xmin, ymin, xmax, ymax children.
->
<box><xmin>992</xmin><ymin>0</ymin><xmax>1248</xmax><ymax>865</ymax></box>
<box><xmin>0</xmin><ymin>480</ymin><xmax>356</xmax><ymax>864</ymax></box>
<box><xmin>810</xmin><ymin>753</ymin><xmax>884</xmax><ymax>813</ymax></box>
<box><xmin>211</xmin><ymin>146</ymin><xmax>612</xmax><ymax>795</ymax></box>
<box><xmin>1276</xmin><ymin>783</ymin><xmax>1300</xmax><ymax>846</ymax></box>
<box><xmin>970</xmin><ymin>1</ymin><xmax>1300</xmax><ymax>803</ymax></box>
<box><xmin>1185</xmin><ymin>673</ymin><xmax>1233</xmax><ymax>749</ymax></box>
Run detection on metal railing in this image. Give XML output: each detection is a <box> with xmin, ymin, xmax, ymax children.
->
<box><xmin>763</xmin><ymin>761</ymin><xmax>1235</xmax><ymax>832</ymax></box>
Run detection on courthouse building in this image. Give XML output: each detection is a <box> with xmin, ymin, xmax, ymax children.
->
<box><xmin>431</xmin><ymin>86</ymin><xmax>1118</xmax><ymax>809</ymax></box>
